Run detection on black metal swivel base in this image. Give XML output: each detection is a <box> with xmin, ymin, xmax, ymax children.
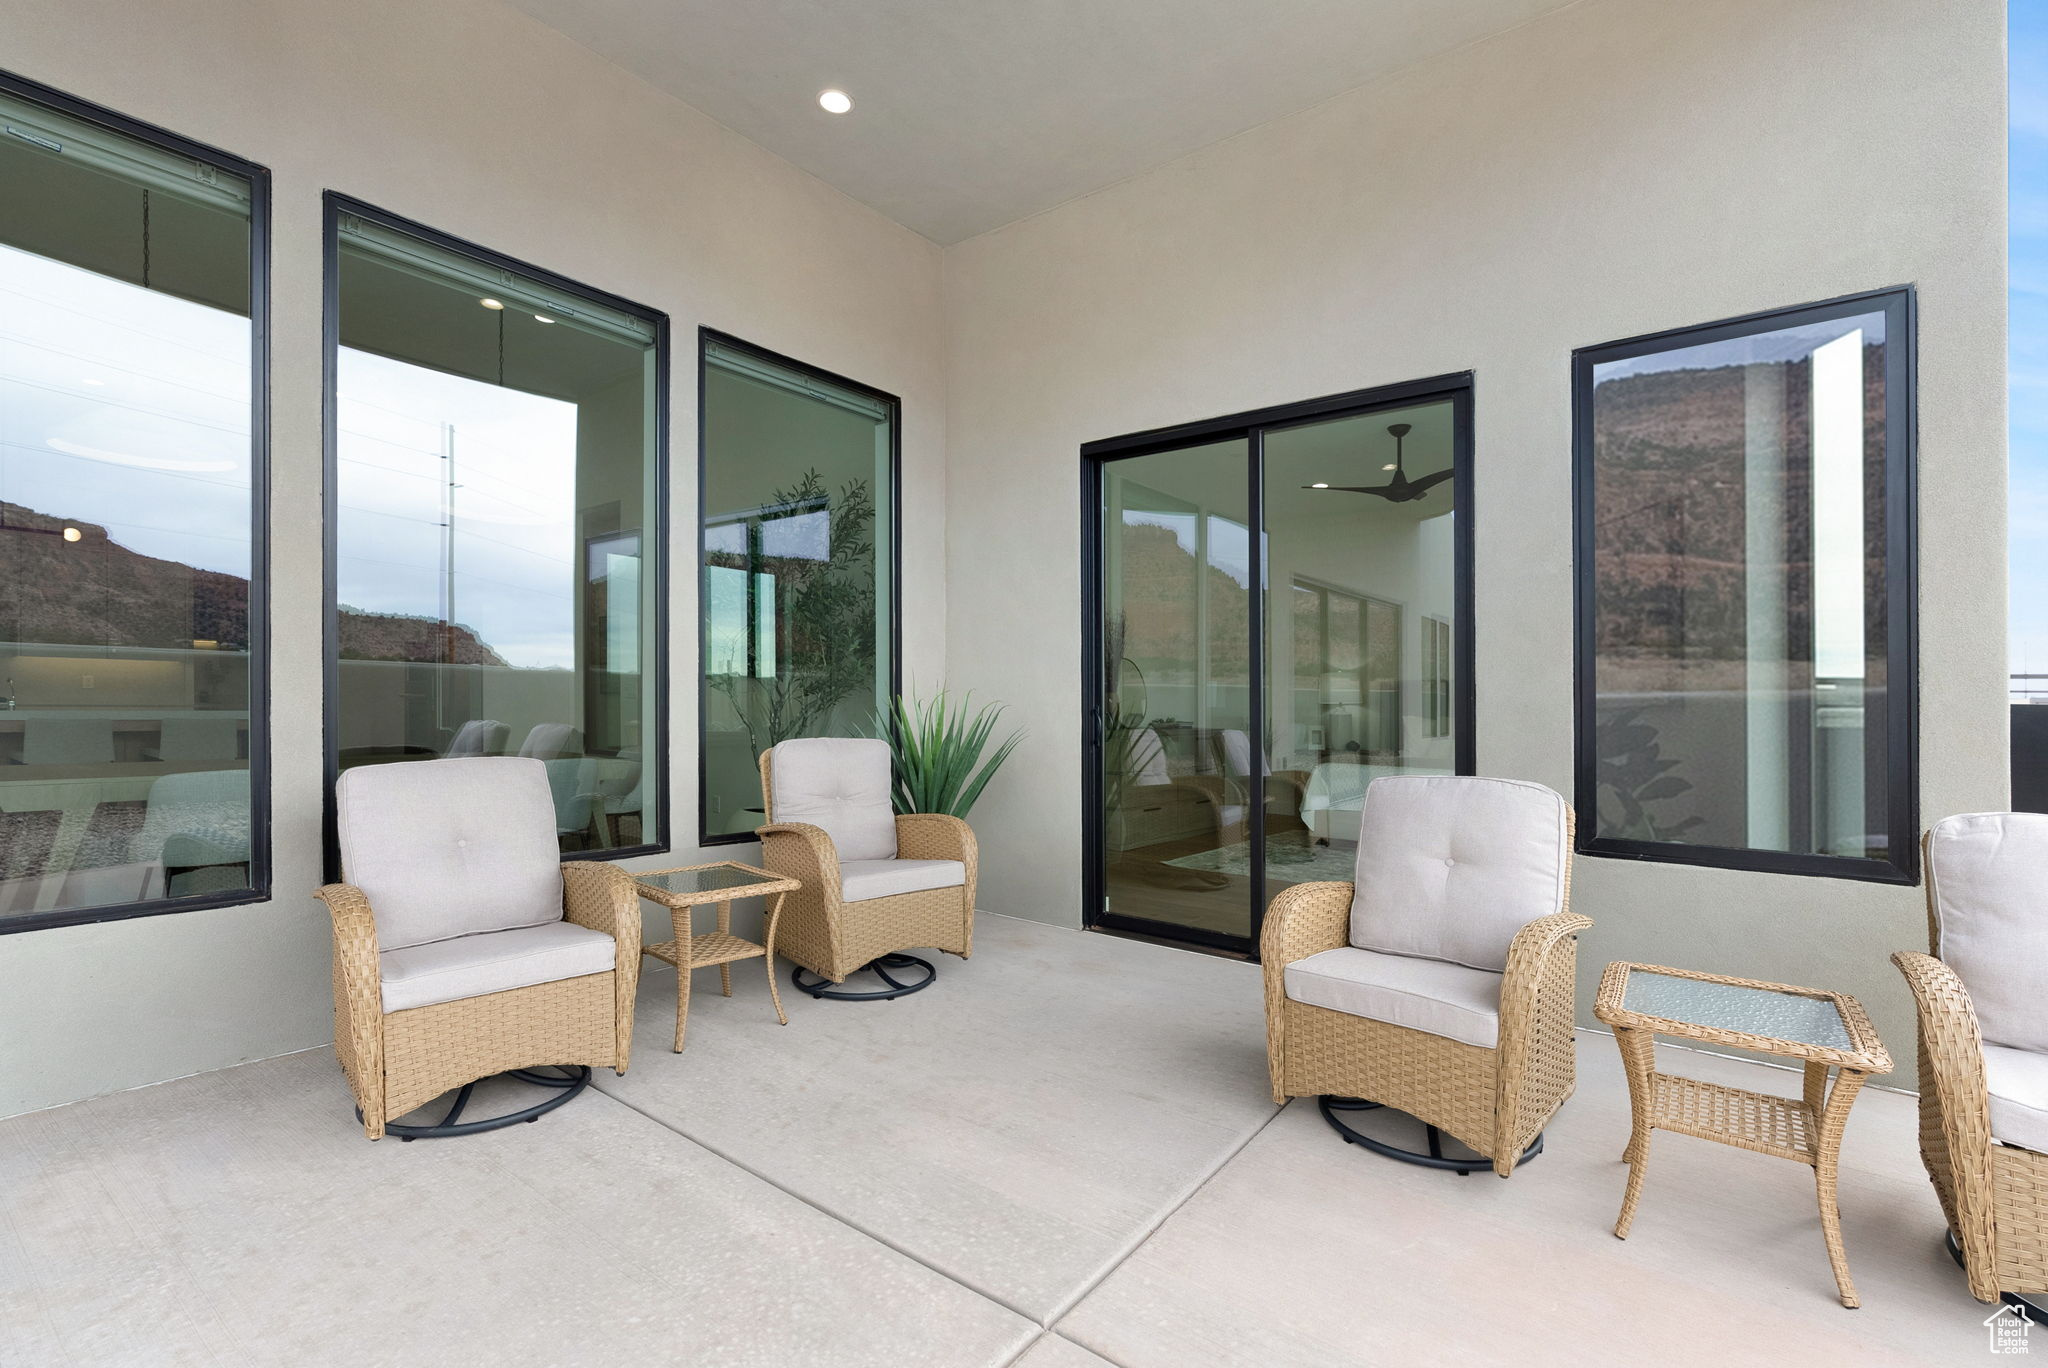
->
<box><xmin>792</xmin><ymin>953</ymin><xmax>937</xmax><ymax>1001</ymax></box>
<box><xmin>1318</xmin><ymin>1095</ymin><xmax>1544</xmax><ymax>1176</ymax></box>
<box><xmin>1947</xmin><ymin>1229</ymin><xmax>2048</xmax><ymax>1319</ymax></box>
<box><xmin>361</xmin><ymin>1065</ymin><xmax>591</xmax><ymax>1140</ymax></box>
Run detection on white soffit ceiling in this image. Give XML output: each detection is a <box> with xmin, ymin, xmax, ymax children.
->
<box><xmin>506</xmin><ymin>0</ymin><xmax>1579</xmax><ymax>244</ymax></box>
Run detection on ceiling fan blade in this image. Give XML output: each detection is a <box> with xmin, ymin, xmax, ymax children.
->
<box><xmin>1304</xmin><ymin>483</ymin><xmax>1402</xmax><ymax>498</ymax></box>
<box><xmin>1405</xmin><ymin>468</ymin><xmax>1455</xmax><ymax>495</ymax></box>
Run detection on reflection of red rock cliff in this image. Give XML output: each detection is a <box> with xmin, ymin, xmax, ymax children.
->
<box><xmin>0</xmin><ymin>501</ymin><xmax>501</xmax><ymax>663</ymax></box>
<box><xmin>1592</xmin><ymin>346</ymin><xmax>1889</xmax><ymax>673</ymax></box>
<box><xmin>1117</xmin><ymin>520</ymin><xmax>1249</xmax><ymax>674</ymax></box>
<box><xmin>337</xmin><ymin>611</ymin><xmax>503</xmax><ymax>665</ymax></box>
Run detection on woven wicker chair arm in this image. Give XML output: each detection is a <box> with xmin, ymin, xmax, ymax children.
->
<box><xmin>894</xmin><ymin>812</ymin><xmax>976</xmax><ymax>863</ymax></box>
<box><xmin>564</xmin><ymin>861</ymin><xmax>640</xmax><ymax>1069</ymax></box>
<box><xmin>316</xmin><ymin>882</ymin><xmax>381</xmax><ymax>987</ymax></box>
<box><xmin>1892</xmin><ymin>949</ymin><xmax>1998</xmax><ymax>1295</ymax></box>
<box><xmin>757</xmin><ymin>822</ymin><xmax>841</xmax><ymax>894</ymax></box>
<box><xmin>316</xmin><ymin>882</ymin><xmax>384</xmax><ymax>1119</ymax></box>
<box><xmin>1500</xmin><ymin>911</ymin><xmax>1593</xmax><ymax>998</ymax></box>
<box><xmin>1259</xmin><ymin>880</ymin><xmax>1353</xmax><ymax>969</ymax></box>
<box><xmin>563</xmin><ymin>862</ymin><xmax>642</xmax><ymax>960</ymax></box>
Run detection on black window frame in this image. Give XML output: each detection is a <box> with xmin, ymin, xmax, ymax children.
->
<box><xmin>695</xmin><ymin>327</ymin><xmax>904</xmax><ymax>848</ymax></box>
<box><xmin>0</xmin><ymin>68</ymin><xmax>273</xmax><ymax>936</ymax></box>
<box><xmin>1080</xmin><ymin>372</ymin><xmax>1477</xmax><ymax>957</ymax></box>
<box><xmin>320</xmin><ymin>192</ymin><xmax>671</xmax><ymax>879</ymax></box>
<box><xmin>1570</xmin><ymin>286</ymin><xmax>1919</xmax><ymax>885</ymax></box>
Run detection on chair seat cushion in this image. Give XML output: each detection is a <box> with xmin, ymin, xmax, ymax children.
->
<box><xmin>1984</xmin><ymin>1042</ymin><xmax>2048</xmax><ymax>1155</ymax></box>
<box><xmin>380</xmin><ymin>921</ymin><xmax>615</xmax><ymax>1013</ymax></box>
<box><xmin>1282</xmin><ymin>946</ymin><xmax>1503</xmax><ymax>1049</ymax></box>
<box><xmin>838</xmin><ymin>858</ymin><xmax>966</xmax><ymax>903</ymax></box>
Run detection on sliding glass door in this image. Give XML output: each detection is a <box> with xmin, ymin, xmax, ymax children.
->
<box><xmin>1085</xmin><ymin>379</ymin><xmax>1472</xmax><ymax>955</ymax></box>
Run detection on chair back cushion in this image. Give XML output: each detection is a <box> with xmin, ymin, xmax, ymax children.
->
<box><xmin>767</xmin><ymin>738</ymin><xmax>898</xmax><ymax>861</ymax></box>
<box><xmin>336</xmin><ymin>756</ymin><xmax>564</xmax><ymax>951</ymax></box>
<box><xmin>1349</xmin><ymin>775</ymin><xmax>1569</xmax><ymax>972</ymax></box>
<box><xmin>1927</xmin><ymin>812</ymin><xmax>2048</xmax><ymax>1052</ymax></box>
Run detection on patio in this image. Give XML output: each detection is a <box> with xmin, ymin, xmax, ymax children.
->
<box><xmin>0</xmin><ymin>913</ymin><xmax>1990</xmax><ymax>1367</ymax></box>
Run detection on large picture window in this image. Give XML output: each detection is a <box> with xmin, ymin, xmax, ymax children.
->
<box><xmin>699</xmin><ymin>333</ymin><xmax>897</xmax><ymax>843</ymax></box>
<box><xmin>0</xmin><ymin>76</ymin><xmax>267</xmax><ymax>931</ymax></box>
<box><xmin>326</xmin><ymin>197</ymin><xmax>664</xmax><ymax>861</ymax></box>
<box><xmin>1573</xmin><ymin>289</ymin><xmax>1916</xmax><ymax>882</ymax></box>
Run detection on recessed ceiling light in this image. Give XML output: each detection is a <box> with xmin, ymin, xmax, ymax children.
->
<box><xmin>62</xmin><ymin>526</ymin><xmax>82</xmax><ymax>542</ymax></box>
<box><xmin>1310</xmin><ymin>482</ymin><xmax>1330</xmax><ymax>489</ymax></box>
<box><xmin>819</xmin><ymin>89</ymin><xmax>853</xmax><ymax>114</ymax></box>
<box><xmin>1382</xmin><ymin>463</ymin><xmax>1397</xmax><ymax>471</ymax></box>
<box><xmin>480</xmin><ymin>297</ymin><xmax>505</xmax><ymax>310</ymax></box>
<box><xmin>533</xmin><ymin>313</ymin><xmax>555</xmax><ymax>324</ymax></box>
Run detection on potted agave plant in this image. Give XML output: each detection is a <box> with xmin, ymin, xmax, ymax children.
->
<box><xmin>881</xmin><ymin>690</ymin><xmax>1024</xmax><ymax>817</ymax></box>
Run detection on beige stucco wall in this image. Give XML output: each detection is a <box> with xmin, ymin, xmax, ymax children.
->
<box><xmin>0</xmin><ymin>0</ymin><xmax>946</xmax><ymax>1117</ymax></box>
<box><xmin>942</xmin><ymin>0</ymin><xmax>2008</xmax><ymax>1076</ymax></box>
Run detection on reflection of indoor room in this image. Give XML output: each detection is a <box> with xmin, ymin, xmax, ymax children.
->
<box><xmin>1099</xmin><ymin>402</ymin><xmax>1459</xmax><ymax>947</ymax></box>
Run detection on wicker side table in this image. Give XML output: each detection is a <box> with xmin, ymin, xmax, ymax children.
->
<box><xmin>629</xmin><ymin>862</ymin><xmax>801</xmax><ymax>1052</ymax></box>
<box><xmin>1594</xmin><ymin>961</ymin><xmax>1892</xmax><ymax>1308</ymax></box>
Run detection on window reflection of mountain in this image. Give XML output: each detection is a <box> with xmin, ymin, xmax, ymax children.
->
<box><xmin>0</xmin><ymin>498</ymin><xmax>505</xmax><ymax>662</ymax></box>
<box><xmin>1591</xmin><ymin>348</ymin><xmax>1888</xmax><ymax>692</ymax></box>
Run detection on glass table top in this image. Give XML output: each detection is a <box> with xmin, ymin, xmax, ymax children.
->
<box><xmin>1621</xmin><ymin>969</ymin><xmax>1852</xmax><ymax>1051</ymax></box>
<box><xmin>635</xmin><ymin>865</ymin><xmax>785</xmax><ymax>897</ymax></box>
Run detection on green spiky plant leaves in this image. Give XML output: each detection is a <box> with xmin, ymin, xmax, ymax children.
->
<box><xmin>882</xmin><ymin>690</ymin><xmax>1024</xmax><ymax>817</ymax></box>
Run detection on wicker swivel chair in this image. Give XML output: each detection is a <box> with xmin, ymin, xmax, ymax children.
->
<box><xmin>756</xmin><ymin>737</ymin><xmax>976</xmax><ymax>1000</ymax></box>
<box><xmin>317</xmin><ymin>756</ymin><xmax>640</xmax><ymax>1139</ymax></box>
<box><xmin>1261</xmin><ymin>775</ymin><xmax>1588</xmax><ymax>1176</ymax></box>
<box><xmin>1893</xmin><ymin>813</ymin><xmax>2048</xmax><ymax>1313</ymax></box>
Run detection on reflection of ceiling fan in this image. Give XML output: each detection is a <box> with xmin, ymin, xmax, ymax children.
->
<box><xmin>1304</xmin><ymin>422</ymin><xmax>1452</xmax><ymax>503</ymax></box>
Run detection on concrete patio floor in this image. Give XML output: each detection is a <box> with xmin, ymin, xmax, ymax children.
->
<box><xmin>0</xmin><ymin>913</ymin><xmax>2002</xmax><ymax>1365</ymax></box>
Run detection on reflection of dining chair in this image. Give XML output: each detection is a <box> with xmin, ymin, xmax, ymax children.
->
<box><xmin>444</xmin><ymin>719</ymin><xmax>509</xmax><ymax>758</ymax></box>
<box><xmin>1179</xmin><ymin>729</ymin><xmax>1308</xmax><ymax>847</ymax></box>
<box><xmin>151</xmin><ymin>716</ymin><xmax>245</xmax><ymax>763</ymax></box>
<box><xmin>543</xmin><ymin>758</ymin><xmax>600</xmax><ymax>849</ymax></box>
<box><xmin>130</xmin><ymin>769</ymin><xmax>251</xmax><ymax>879</ymax></box>
<box><xmin>23</xmin><ymin>719</ymin><xmax>116</xmax><ymax>767</ymax></box>
<box><xmin>590</xmin><ymin>758</ymin><xmax>643</xmax><ymax>848</ymax></box>
<box><xmin>519</xmin><ymin>723</ymin><xmax>583</xmax><ymax>760</ymax></box>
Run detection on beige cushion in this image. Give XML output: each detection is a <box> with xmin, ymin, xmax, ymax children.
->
<box><xmin>839</xmin><ymin>858</ymin><xmax>966</xmax><ymax>902</ymax></box>
<box><xmin>1984</xmin><ymin>1043</ymin><xmax>2048</xmax><ymax>1156</ymax></box>
<box><xmin>1350</xmin><ymin>775</ymin><xmax>1569</xmax><ymax>973</ymax></box>
<box><xmin>1927</xmin><ymin>812</ymin><xmax>2048</xmax><ymax>1053</ymax></box>
<box><xmin>336</xmin><ymin>756</ymin><xmax>563</xmax><ymax>951</ymax></box>
<box><xmin>1283</xmin><ymin>946</ymin><xmax>1502</xmax><ymax>1049</ymax></box>
<box><xmin>768</xmin><ymin>738</ymin><xmax>898</xmax><ymax>862</ymax></box>
<box><xmin>380</xmin><ymin>921</ymin><xmax>614</xmax><ymax>1013</ymax></box>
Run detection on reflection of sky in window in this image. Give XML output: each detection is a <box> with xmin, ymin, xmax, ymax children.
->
<box><xmin>0</xmin><ymin>242</ymin><xmax>250</xmax><ymax>576</ymax></box>
<box><xmin>760</xmin><ymin>507</ymin><xmax>828</xmax><ymax>561</ymax></box>
<box><xmin>336</xmin><ymin>349</ymin><xmax>576</xmax><ymax>668</ymax></box>
<box><xmin>1592</xmin><ymin>315</ymin><xmax>1883</xmax><ymax>385</ymax></box>
<box><xmin>2015</xmin><ymin>7</ymin><xmax>2048</xmax><ymax>692</ymax></box>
